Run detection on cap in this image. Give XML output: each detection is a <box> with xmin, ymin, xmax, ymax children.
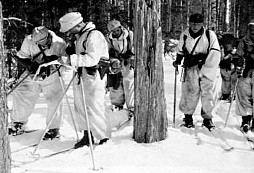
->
<box><xmin>59</xmin><ymin>12</ymin><xmax>83</xmax><ymax>33</ymax></box>
<box><xmin>107</xmin><ymin>19</ymin><xmax>121</xmax><ymax>32</ymax></box>
<box><xmin>248</xmin><ymin>19</ymin><xmax>254</xmax><ymax>26</ymax></box>
<box><xmin>32</xmin><ymin>26</ymin><xmax>49</xmax><ymax>43</ymax></box>
<box><xmin>189</xmin><ymin>13</ymin><xmax>204</xmax><ymax>23</ymax></box>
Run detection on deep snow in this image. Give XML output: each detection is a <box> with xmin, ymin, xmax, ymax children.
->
<box><xmin>8</xmin><ymin>58</ymin><xmax>254</xmax><ymax>173</ymax></box>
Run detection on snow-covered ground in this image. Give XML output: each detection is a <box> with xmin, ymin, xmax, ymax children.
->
<box><xmin>8</xmin><ymin>59</ymin><xmax>254</xmax><ymax>173</ymax></box>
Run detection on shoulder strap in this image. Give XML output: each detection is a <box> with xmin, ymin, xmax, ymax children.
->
<box><xmin>32</xmin><ymin>45</ymin><xmax>46</xmax><ymax>61</ymax></box>
<box><xmin>109</xmin><ymin>36</ymin><xmax>114</xmax><ymax>48</ymax></box>
<box><xmin>183</xmin><ymin>31</ymin><xmax>208</xmax><ymax>56</ymax></box>
<box><xmin>183</xmin><ymin>35</ymin><xmax>187</xmax><ymax>50</ymax></box>
<box><xmin>81</xmin><ymin>28</ymin><xmax>97</xmax><ymax>51</ymax></box>
<box><xmin>205</xmin><ymin>29</ymin><xmax>210</xmax><ymax>53</ymax></box>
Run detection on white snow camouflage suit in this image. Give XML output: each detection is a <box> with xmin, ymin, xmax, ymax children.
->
<box><xmin>176</xmin><ymin>28</ymin><xmax>221</xmax><ymax>119</ymax></box>
<box><xmin>11</xmin><ymin>31</ymin><xmax>67</xmax><ymax>129</ymax></box>
<box><xmin>70</xmin><ymin>22</ymin><xmax>111</xmax><ymax>140</ymax></box>
<box><xmin>234</xmin><ymin>34</ymin><xmax>254</xmax><ymax>118</ymax></box>
<box><xmin>107</xmin><ymin>27</ymin><xmax>134</xmax><ymax>110</ymax></box>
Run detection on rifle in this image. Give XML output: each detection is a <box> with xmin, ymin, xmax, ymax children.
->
<box><xmin>181</xmin><ymin>53</ymin><xmax>208</xmax><ymax>82</ymax></box>
<box><xmin>182</xmin><ymin>53</ymin><xmax>208</xmax><ymax>69</ymax></box>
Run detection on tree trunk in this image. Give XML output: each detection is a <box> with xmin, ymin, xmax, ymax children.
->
<box><xmin>0</xmin><ymin>2</ymin><xmax>12</xmax><ymax>173</ymax></box>
<box><xmin>133</xmin><ymin>0</ymin><xmax>168</xmax><ymax>143</ymax></box>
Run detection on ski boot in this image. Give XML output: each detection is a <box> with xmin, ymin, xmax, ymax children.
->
<box><xmin>43</xmin><ymin>128</ymin><xmax>60</xmax><ymax>140</ymax></box>
<box><xmin>74</xmin><ymin>130</ymin><xmax>95</xmax><ymax>149</ymax></box>
<box><xmin>240</xmin><ymin>115</ymin><xmax>252</xmax><ymax>133</ymax></box>
<box><xmin>8</xmin><ymin>122</ymin><xmax>25</xmax><ymax>136</ymax></box>
<box><xmin>202</xmin><ymin>118</ymin><xmax>215</xmax><ymax>131</ymax></box>
<box><xmin>181</xmin><ymin>115</ymin><xmax>195</xmax><ymax>128</ymax></box>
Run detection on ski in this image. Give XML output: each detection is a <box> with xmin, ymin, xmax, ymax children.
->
<box><xmin>194</xmin><ymin>125</ymin><xmax>202</xmax><ymax>145</ymax></box>
<box><xmin>11</xmin><ymin>134</ymin><xmax>69</xmax><ymax>154</ymax></box>
<box><xmin>194</xmin><ymin>123</ymin><xmax>233</xmax><ymax>151</ymax></box>
<box><xmin>112</xmin><ymin>116</ymin><xmax>132</xmax><ymax>132</ymax></box>
<box><xmin>9</xmin><ymin>129</ymin><xmax>40</xmax><ymax>137</ymax></box>
<box><xmin>180</xmin><ymin>125</ymin><xmax>202</xmax><ymax>145</ymax></box>
<box><xmin>12</xmin><ymin>147</ymin><xmax>76</xmax><ymax>168</ymax></box>
<box><xmin>11</xmin><ymin>143</ymin><xmax>38</xmax><ymax>153</ymax></box>
<box><xmin>24</xmin><ymin>129</ymin><xmax>40</xmax><ymax>133</ymax></box>
<box><xmin>209</xmin><ymin>128</ymin><xmax>234</xmax><ymax>151</ymax></box>
<box><xmin>241</xmin><ymin>131</ymin><xmax>254</xmax><ymax>150</ymax></box>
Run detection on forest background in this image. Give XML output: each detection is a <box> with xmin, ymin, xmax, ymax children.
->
<box><xmin>2</xmin><ymin>0</ymin><xmax>254</xmax><ymax>52</ymax></box>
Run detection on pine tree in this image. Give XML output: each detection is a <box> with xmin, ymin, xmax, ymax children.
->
<box><xmin>0</xmin><ymin>2</ymin><xmax>11</xmax><ymax>172</ymax></box>
<box><xmin>133</xmin><ymin>0</ymin><xmax>168</xmax><ymax>143</ymax></box>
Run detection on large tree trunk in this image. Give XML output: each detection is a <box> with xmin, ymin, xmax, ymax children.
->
<box><xmin>133</xmin><ymin>0</ymin><xmax>168</xmax><ymax>143</ymax></box>
<box><xmin>0</xmin><ymin>2</ymin><xmax>11</xmax><ymax>173</ymax></box>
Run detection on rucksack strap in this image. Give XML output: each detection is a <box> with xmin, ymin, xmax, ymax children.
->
<box><xmin>183</xmin><ymin>29</ymin><xmax>210</xmax><ymax>55</ymax></box>
<box><xmin>205</xmin><ymin>30</ymin><xmax>210</xmax><ymax>53</ymax></box>
<box><xmin>79</xmin><ymin>28</ymin><xmax>97</xmax><ymax>51</ymax></box>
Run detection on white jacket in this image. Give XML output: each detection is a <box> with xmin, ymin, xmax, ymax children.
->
<box><xmin>71</xmin><ymin>22</ymin><xmax>109</xmax><ymax>67</ymax></box>
<box><xmin>17</xmin><ymin>30</ymin><xmax>67</xmax><ymax>62</ymax></box>
<box><xmin>177</xmin><ymin>28</ymin><xmax>221</xmax><ymax>81</ymax></box>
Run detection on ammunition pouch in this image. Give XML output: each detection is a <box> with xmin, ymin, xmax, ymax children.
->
<box><xmin>97</xmin><ymin>59</ymin><xmax>110</xmax><ymax>79</ymax></box>
<box><xmin>182</xmin><ymin>53</ymin><xmax>208</xmax><ymax>69</ymax></box>
<box><xmin>77</xmin><ymin>59</ymin><xmax>110</xmax><ymax>84</ymax></box>
<box><xmin>85</xmin><ymin>66</ymin><xmax>97</xmax><ymax>76</ymax></box>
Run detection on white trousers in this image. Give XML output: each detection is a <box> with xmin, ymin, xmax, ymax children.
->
<box><xmin>73</xmin><ymin>69</ymin><xmax>111</xmax><ymax>140</ymax></box>
<box><xmin>11</xmin><ymin>71</ymin><xmax>63</xmax><ymax>129</ymax></box>
<box><xmin>109</xmin><ymin>63</ymin><xmax>134</xmax><ymax>109</ymax></box>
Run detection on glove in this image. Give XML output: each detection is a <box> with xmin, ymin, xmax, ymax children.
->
<box><xmin>172</xmin><ymin>54</ymin><xmax>184</xmax><ymax>67</ymax></box>
<box><xmin>28</xmin><ymin>61</ymin><xmax>40</xmax><ymax>74</ymax></box>
<box><xmin>111</xmin><ymin>59</ymin><xmax>121</xmax><ymax>69</ymax></box>
<box><xmin>172</xmin><ymin>60</ymin><xmax>180</xmax><ymax>67</ymax></box>
<box><xmin>14</xmin><ymin>55</ymin><xmax>39</xmax><ymax>74</ymax></box>
<box><xmin>65</xmin><ymin>44</ymin><xmax>76</xmax><ymax>55</ymax></box>
<box><xmin>110</xmin><ymin>59</ymin><xmax>121</xmax><ymax>74</ymax></box>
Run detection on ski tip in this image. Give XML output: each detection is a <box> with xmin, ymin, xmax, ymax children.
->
<box><xmin>224</xmin><ymin>147</ymin><xmax>234</xmax><ymax>151</ymax></box>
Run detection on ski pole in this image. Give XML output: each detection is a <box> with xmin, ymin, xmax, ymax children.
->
<box><xmin>173</xmin><ymin>66</ymin><xmax>179</xmax><ymax>128</ymax></box>
<box><xmin>32</xmin><ymin>72</ymin><xmax>77</xmax><ymax>155</ymax></box>
<box><xmin>79</xmin><ymin>76</ymin><xmax>96</xmax><ymax>170</ymax></box>
<box><xmin>57</xmin><ymin>69</ymin><xmax>79</xmax><ymax>141</ymax></box>
<box><xmin>7</xmin><ymin>72</ymin><xmax>30</xmax><ymax>96</ymax></box>
<box><xmin>224</xmin><ymin>77</ymin><xmax>239</xmax><ymax>127</ymax></box>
